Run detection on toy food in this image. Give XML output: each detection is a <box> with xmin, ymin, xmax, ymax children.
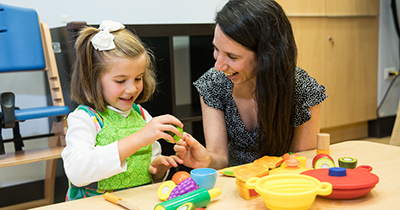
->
<box><xmin>172</xmin><ymin>171</ymin><xmax>191</xmax><ymax>185</ymax></box>
<box><xmin>281</xmin><ymin>156</ymin><xmax>307</xmax><ymax>167</ymax></box>
<box><xmin>245</xmin><ymin>174</ymin><xmax>332</xmax><ymax>210</ymax></box>
<box><xmin>233</xmin><ymin>162</ymin><xmax>269</xmax><ymax>200</ymax></box>
<box><xmin>338</xmin><ymin>157</ymin><xmax>358</xmax><ymax>169</ymax></box>
<box><xmin>269</xmin><ymin>158</ymin><xmax>311</xmax><ymax>175</ymax></box>
<box><xmin>312</xmin><ymin>153</ymin><xmax>335</xmax><ymax>169</ymax></box>
<box><xmin>254</xmin><ymin>155</ymin><xmax>284</xmax><ymax>169</ymax></box>
<box><xmin>301</xmin><ymin>165</ymin><xmax>379</xmax><ymax>199</ymax></box>
<box><xmin>176</xmin><ymin>202</ymin><xmax>196</xmax><ymax>210</ymax></box>
<box><xmin>154</xmin><ymin>188</ymin><xmax>222</xmax><ymax>210</ymax></box>
<box><xmin>168</xmin><ymin>177</ymin><xmax>199</xmax><ymax>200</ymax></box>
<box><xmin>233</xmin><ymin>163</ymin><xmax>270</xmax><ymax>183</ymax></box>
<box><xmin>282</xmin><ymin>152</ymin><xmax>299</xmax><ymax>161</ymax></box>
<box><xmin>218</xmin><ymin>165</ymin><xmax>240</xmax><ymax>177</ymax></box>
<box><xmin>316</xmin><ymin>133</ymin><xmax>330</xmax><ymax>155</ymax></box>
<box><xmin>158</xmin><ymin>181</ymin><xmax>176</xmax><ymax>201</ymax></box>
<box><xmin>164</xmin><ymin>124</ymin><xmax>183</xmax><ymax>143</ymax></box>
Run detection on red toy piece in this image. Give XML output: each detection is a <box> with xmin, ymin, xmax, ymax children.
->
<box><xmin>312</xmin><ymin>153</ymin><xmax>335</xmax><ymax>169</ymax></box>
<box><xmin>301</xmin><ymin>165</ymin><xmax>379</xmax><ymax>199</ymax></box>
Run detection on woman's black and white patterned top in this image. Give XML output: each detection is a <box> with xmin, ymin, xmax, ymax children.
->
<box><xmin>193</xmin><ymin>67</ymin><xmax>327</xmax><ymax>166</ymax></box>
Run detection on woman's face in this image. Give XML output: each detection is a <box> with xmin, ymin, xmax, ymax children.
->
<box><xmin>213</xmin><ymin>24</ymin><xmax>258</xmax><ymax>85</ymax></box>
<box><xmin>101</xmin><ymin>55</ymin><xmax>146</xmax><ymax>111</ymax></box>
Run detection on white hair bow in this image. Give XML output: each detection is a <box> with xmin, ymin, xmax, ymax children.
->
<box><xmin>91</xmin><ymin>20</ymin><xmax>125</xmax><ymax>51</ymax></box>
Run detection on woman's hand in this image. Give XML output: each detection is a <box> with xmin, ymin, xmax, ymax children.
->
<box><xmin>149</xmin><ymin>155</ymin><xmax>182</xmax><ymax>182</ymax></box>
<box><xmin>174</xmin><ymin>132</ymin><xmax>211</xmax><ymax>169</ymax></box>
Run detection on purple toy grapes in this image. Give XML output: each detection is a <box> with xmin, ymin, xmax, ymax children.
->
<box><xmin>167</xmin><ymin>177</ymin><xmax>199</xmax><ymax>200</ymax></box>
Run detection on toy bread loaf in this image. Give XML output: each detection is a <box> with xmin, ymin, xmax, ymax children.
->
<box><xmin>254</xmin><ymin>155</ymin><xmax>284</xmax><ymax>169</ymax></box>
<box><xmin>233</xmin><ymin>162</ymin><xmax>269</xmax><ymax>182</ymax></box>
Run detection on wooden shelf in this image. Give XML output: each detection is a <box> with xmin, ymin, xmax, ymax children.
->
<box><xmin>0</xmin><ymin>198</ymin><xmax>50</xmax><ymax>210</ymax></box>
<box><xmin>0</xmin><ymin>146</ymin><xmax>64</xmax><ymax>168</ymax></box>
<box><xmin>176</xmin><ymin>103</ymin><xmax>202</xmax><ymax>122</ymax></box>
<box><xmin>128</xmin><ymin>24</ymin><xmax>214</xmax><ymax>37</ymax></box>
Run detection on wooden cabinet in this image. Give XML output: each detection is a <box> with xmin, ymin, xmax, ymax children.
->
<box><xmin>277</xmin><ymin>0</ymin><xmax>379</xmax><ymax>131</ymax></box>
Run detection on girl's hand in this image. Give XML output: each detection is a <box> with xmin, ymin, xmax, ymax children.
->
<box><xmin>139</xmin><ymin>114</ymin><xmax>183</xmax><ymax>146</ymax></box>
<box><xmin>118</xmin><ymin>115</ymin><xmax>183</xmax><ymax>162</ymax></box>
<box><xmin>174</xmin><ymin>132</ymin><xmax>211</xmax><ymax>169</ymax></box>
<box><xmin>149</xmin><ymin>155</ymin><xmax>182</xmax><ymax>182</ymax></box>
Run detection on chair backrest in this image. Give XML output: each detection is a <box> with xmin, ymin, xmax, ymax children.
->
<box><xmin>0</xmin><ymin>4</ymin><xmax>46</xmax><ymax>72</ymax></box>
<box><xmin>0</xmin><ymin>3</ymin><xmax>70</xmax><ymax>154</ymax></box>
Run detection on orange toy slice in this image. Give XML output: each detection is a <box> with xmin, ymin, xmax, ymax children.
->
<box><xmin>171</xmin><ymin>171</ymin><xmax>191</xmax><ymax>185</ymax></box>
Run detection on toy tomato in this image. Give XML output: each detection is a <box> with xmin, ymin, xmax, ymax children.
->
<box><xmin>171</xmin><ymin>171</ymin><xmax>191</xmax><ymax>185</ymax></box>
<box><xmin>282</xmin><ymin>152</ymin><xmax>299</xmax><ymax>161</ymax></box>
<box><xmin>312</xmin><ymin>153</ymin><xmax>335</xmax><ymax>169</ymax></box>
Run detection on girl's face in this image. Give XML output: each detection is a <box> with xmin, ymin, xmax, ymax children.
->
<box><xmin>101</xmin><ymin>55</ymin><xmax>146</xmax><ymax>111</ymax></box>
<box><xmin>213</xmin><ymin>24</ymin><xmax>258</xmax><ymax>85</ymax></box>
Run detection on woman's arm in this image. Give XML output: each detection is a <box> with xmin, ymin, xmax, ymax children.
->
<box><xmin>289</xmin><ymin>103</ymin><xmax>321</xmax><ymax>152</ymax></box>
<box><xmin>200</xmin><ymin>97</ymin><xmax>230</xmax><ymax>169</ymax></box>
<box><xmin>174</xmin><ymin>97</ymin><xmax>229</xmax><ymax>170</ymax></box>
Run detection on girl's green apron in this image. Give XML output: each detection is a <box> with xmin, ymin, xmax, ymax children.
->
<box><xmin>66</xmin><ymin>105</ymin><xmax>152</xmax><ymax>201</ymax></box>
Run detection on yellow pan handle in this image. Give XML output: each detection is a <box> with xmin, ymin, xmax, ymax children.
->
<box><xmin>104</xmin><ymin>192</ymin><xmax>122</xmax><ymax>205</ymax></box>
<box><xmin>245</xmin><ymin>177</ymin><xmax>259</xmax><ymax>190</ymax></box>
<box><xmin>317</xmin><ymin>182</ymin><xmax>333</xmax><ymax>196</ymax></box>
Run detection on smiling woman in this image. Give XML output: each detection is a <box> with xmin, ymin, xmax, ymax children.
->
<box><xmin>212</xmin><ymin>25</ymin><xmax>258</xmax><ymax>85</ymax></box>
<box><xmin>174</xmin><ymin>0</ymin><xmax>327</xmax><ymax>170</ymax></box>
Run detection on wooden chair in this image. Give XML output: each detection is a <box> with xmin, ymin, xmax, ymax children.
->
<box><xmin>390</xmin><ymin>99</ymin><xmax>400</xmax><ymax>146</ymax></box>
<box><xmin>0</xmin><ymin>4</ymin><xmax>69</xmax><ymax>209</ymax></box>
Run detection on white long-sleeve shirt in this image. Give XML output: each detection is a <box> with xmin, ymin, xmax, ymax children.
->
<box><xmin>61</xmin><ymin>106</ymin><xmax>165</xmax><ymax>187</ymax></box>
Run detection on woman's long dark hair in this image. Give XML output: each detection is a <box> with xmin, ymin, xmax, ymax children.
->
<box><xmin>215</xmin><ymin>0</ymin><xmax>297</xmax><ymax>156</ymax></box>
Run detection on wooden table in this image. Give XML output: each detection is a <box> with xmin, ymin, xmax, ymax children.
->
<box><xmin>31</xmin><ymin>141</ymin><xmax>399</xmax><ymax>210</ymax></box>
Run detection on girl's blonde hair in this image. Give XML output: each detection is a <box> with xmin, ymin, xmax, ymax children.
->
<box><xmin>70</xmin><ymin>26</ymin><xmax>156</xmax><ymax>112</ymax></box>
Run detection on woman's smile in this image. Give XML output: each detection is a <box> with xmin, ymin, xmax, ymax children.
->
<box><xmin>224</xmin><ymin>72</ymin><xmax>237</xmax><ymax>76</ymax></box>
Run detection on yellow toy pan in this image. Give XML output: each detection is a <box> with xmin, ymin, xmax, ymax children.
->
<box><xmin>246</xmin><ymin>174</ymin><xmax>332</xmax><ymax>210</ymax></box>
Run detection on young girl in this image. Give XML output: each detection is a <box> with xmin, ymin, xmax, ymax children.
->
<box><xmin>61</xmin><ymin>20</ymin><xmax>183</xmax><ymax>200</ymax></box>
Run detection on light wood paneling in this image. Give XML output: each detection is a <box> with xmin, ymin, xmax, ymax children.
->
<box><xmin>390</xmin><ymin>99</ymin><xmax>400</xmax><ymax>146</ymax></box>
<box><xmin>276</xmin><ymin>0</ymin><xmax>326</xmax><ymax>16</ymax></box>
<box><xmin>325</xmin><ymin>0</ymin><xmax>380</xmax><ymax>16</ymax></box>
<box><xmin>277</xmin><ymin>0</ymin><xmax>379</xmax><ymax>16</ymax></box>
<box><xmin>324</xmin><ymin>17</ymin><xmax>378</xmax><ymax>127</ymax></box>
<box><xmin>279</xmin><ymin>0</ymin><xmax>379</xmax><ymax>132</ymax></box>
<box><xmin>321</xmin><ymin>122</ymin><xmax>369</xmax><ymax>144</ymax></box>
